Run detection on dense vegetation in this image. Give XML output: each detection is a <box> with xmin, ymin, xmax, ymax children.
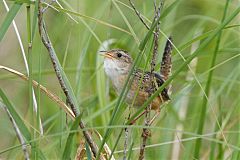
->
<box><xmin>0</xmin><ymin>0</ymin><xmax>240</xmax><ymax>159</ymax></box>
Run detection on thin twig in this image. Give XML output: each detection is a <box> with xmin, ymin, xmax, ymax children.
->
<box><xmin>170</xmin><ymin>32</ymin><xmax>197</xmax><ymax>159</ymax></box>
<box><xmin>42</xmin><ymin>0</ymin><xmax>57</xmax><ymax>13</ymax></box>
<box><xmin>139</xmin><ymin>2</ymin><xmax>162</xmax><ymax>160</ymax></box>
<box><xmin>0</xmin><ymin>103</ymin><xmax>30</xmax><ymax>160</ymax></box>
<box><xmin>150</xmin><ymin>3</ymin><xmax>161</xmax><ymax>74</ymax></box>
<box><xmin>123</xmin><ymin>107</ymin><xmax>132</xmax><ymax>160</ymax></box>
<box><xmin>37</xmin><ymin>2</ymin><xmax>102</xmax><ymax>159</ymax></box>
<box><xmin>138</xmin><ymin>112</ymin><xmax>150</xmax><ymax>160</ymax></box>
<box><xmin>129</xmin><ymin>0</ymin><xmax>150</xmax><ymax>30</ymax></box>
<box><xmin>0</xmin><ymin>65</ymin><xmax>75</xmax><ymax>119</ymax></box>
<box><xmin>123</xmin><ymin>127</ymin><xmax>129</xmax><ymax>160</ymax></box>
<box><xmin>2</xmin><ymin>0</ymin><xmax>44</xmax><ymax>135</ymax></box>
<box><xmin>94</xmin><ymin>130</ymin><xmax>116</xmax><ymax>160</ymax></box>
<box><xmin>54</xmin><ymin>0</ymin><xmax>78</xmax><ymax>24</ymax></box>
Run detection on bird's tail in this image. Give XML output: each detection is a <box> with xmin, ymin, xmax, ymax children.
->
<box><xmin>160</xmin><ymin>37</ymin><xmax>173</xmax><ymax>81</ymax></box>
<box><xmin>160</xmin><ymin>37</ymin><xmax>173</xmax><ymax>96</ymax></box>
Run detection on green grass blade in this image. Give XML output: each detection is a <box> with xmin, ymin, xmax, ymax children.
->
<box><xmin>127</xmin><ymin>141</ymin><xmax>134</xmax><ymax>160</ymax></box>
<box><xmin>109</xmin><ymin>128</ymin><xmax>124</xmax><ymax>159</ymax></box>
<box><xmin>193</xmin><ymin>0</ymin><xmax>230</xmax><ymax>158</ymax></box>
<box><xmin>36</xmin><ymin>35</ymin><xmax>42</xmax><ymax>160</ymax></box>
<box><xmin>26</xmin><ymin>3</ymin><xmax>33</xmax><ymax>119</ymax></box>
<box><xmin>235</xmin><ymin>110</ymin><xmax>240</xmax><ymax>159</ymax></box>
<box><xmin>178</xmin><ymin>25</ymin><xmax>238</xmax><ymax>52</ymax></box>
<box><xmin>62</xmin><ymin>115</ymin><xmax>82</xmax><ymax>159</ymax></box>
<box><xmin>112</xmin><ymin>0</ymin><xmax>139</xmax><ymax>44</ymax></box>
<box><xmin>96</xmin><ymin>39</ymin><xmax>115</xmax><ymax>127</ymax></box>
<box><xmin>26</xmin><ymin>4</ymin><xmax>37</xmax><ymax>159</ymax></box>
<box><xmin>161</xmin><ymin>0</ymin><xmax>180</xmax><ymax>20</ymax></box>
<box><xmin>86</xmin><ymin>143</ymin><xmax>92</xmax><ymax>160</ymax></box>
<box><xmin>36</xmin><ymin>149</ymin><xmax>46</xmax><ymax>160</ymax></box>
<box><xmin>31</xmin><ymin>0</ymin><xmax>39</xmax><ymax>40</ymax></box>
<box><xmin>45</xmin><ymin>4</ymin><xmax>131</xmax><ymax>36</ymax></box>
<box><xmin>209</xmin><ymin>102</ymin><xmax>223</xmax><ymax>160</ymax></box>
<box><xmin>0</xmin><ymin>89</ymin><xmax>31</xmax><ymax>141</ymax></box>
<box><xmin>178</xmin><ymin>30</ymin><xmax>212</xmax><ymax>51</ymax></box>
<box><xmin>0</xmin><ymin>2</ymin><xmax>21</xmax><ymax>41</ymax></box>
<box><xmin>40</xmin><ymin>30</ymin><xmax>80</xmax><ymax>115</ymax></box>
<box><xmin>8</xmin><ymin>0</ymin><xmax>32</xmax><ymax>4</ymax></box>
<box><xmin>84</xmin><ymin>99</ymin><xmax>117</xmax><ymax>123</ymax></box>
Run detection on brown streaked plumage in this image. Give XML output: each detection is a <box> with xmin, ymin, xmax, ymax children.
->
<box><xmin>160</xmin><ymin>37</ymin><xmax>172</xmax><ymax>81</ymax></box>
<box><xmin>101</xmin><ymin>44</ymin><xmax>172</xmax><ymax>111</ymax></box>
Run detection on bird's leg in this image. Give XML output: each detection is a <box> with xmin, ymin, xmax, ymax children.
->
<box><xmin>129</xmin><ymin>110</ymin><xmax>147</xmax><ymax>125</ymax></box>
<box><xmin>149</xmin><ymin>109</ymin><xmax>160</xmax><ymax>125</ymax></box>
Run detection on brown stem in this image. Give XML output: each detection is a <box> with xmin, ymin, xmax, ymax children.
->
<box><xmin>37</xmin><ymin>2</ymin><xmax>102</xmax><ymax>159</ymax></box>
<box><xmin>129</xmin><ymin>0</ymin><xmax>150</xmax><ymax>30</ymax></box>
<box><xmin>1</xmin><ymin>103</ymin><xmax>30</xmax><ymax>160</ymax></box>
<box><xmin>138</xmin><ymin>2</ymin><xmax>162</xmax><ymax>160</ymax></box>
<box><xmin>123</xmin><ymin>106</ymin><xmax>133</xmax><ymax>160</ymax></box>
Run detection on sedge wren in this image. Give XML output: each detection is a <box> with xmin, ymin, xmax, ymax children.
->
<box><xmin>101</xmin><ymin>38</ymin><xmax>172</xmax><ymax>111</ymax></box>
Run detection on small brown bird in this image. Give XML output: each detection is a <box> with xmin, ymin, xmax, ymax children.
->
<box><xmin>101</xmin><ymin>38</ymin><xmax>172</xmax><ymax>113</ymax></box>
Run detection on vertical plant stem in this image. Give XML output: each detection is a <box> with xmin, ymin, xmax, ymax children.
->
<box><xmin>26</xmin><ymin>4</ymin><xmax>37</xmax><ymax>159</ymax></box>
<box><xmin>27</xmin><ymin>5</ymin><xmax>32</xmax><ymax>114</ymax></box>
<box><xmin>36</xmin><ymin>42</ymin><xmax>41</xmax><ymax>159</ymax></box>
<box><xmin>37</xmin><ymin>1</ymin><xmax>102</xmax><ymax>159</ymax></box>
<box><xmin>3</xmin><ymin>0</ymin><xmax>43</xmax><ymax>135</ymax></box>
<box><xmin>123</xmin><ymin>127</ymin><xmax>129</xmax><ymax>160</ymax></box>
<box><xmin>1</xmin><ymin>103</ymin><xmax>30</xmax><ymax>160</ymax></box>
<box><xmin>193</xmin><ymin>0</ymin><xmax>230</xmax><ymax>158</ymax></box>
<box><xmin>123</xmin><ymin>107</ymin><xmax>132</xmax><ymax>160</ymax></box>
<box><xmin>109</xmin><ymin>128</ymin><xmax>124</xmax><ymax>159</ymax></box>
<box><xmin>129</xmin><ymin>0</ymin><xmax>150</xmax><ymax>30</ymax></box>
<box><xmin>209</xmin><ymin>97</ymin><xmax>223</xmax><ymax>160</ymax></box>
<box><xmin>236</xmin><ymin>98</ymin><xmax>240</xmax><ymax>159</ymax></box>
<box><xmin>139</xmin><ymin>2</ymin><xmax>161</xmax><ymax>159</ymax></box>
<box><xmin>171</xmin><ymin>30</ymin><xmax>200</xmax><ymax>160</ymax></box>
<box><xmin>112</xmin><ymin>0</ymin><xmax>140</xmax><ymax>45</ymax></box>
<box><xmin>127</xmin><ymin>1</ymin><xmax>162</xmax><ymax>158</ymax></box>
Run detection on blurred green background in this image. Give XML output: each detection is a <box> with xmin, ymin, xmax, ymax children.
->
<box><xmin>0</xmin><ymin>0</ymin><xmax>240</xmax><ymax>159</ymax></box>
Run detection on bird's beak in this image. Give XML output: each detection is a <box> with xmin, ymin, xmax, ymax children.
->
<box><xmin>99</xmin><ymin>51</ymin><xmax>114</xmax><ymax>59</ymax></box>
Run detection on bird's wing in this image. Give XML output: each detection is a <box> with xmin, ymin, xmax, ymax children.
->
<box><xmin>154</xmin><ymin>73</ymin><xmax>170</xmax><ymax>101</ymax></box>
<box><xmin>132</xmin><ymin>70</ymin><xmax>170</xmax><ymax>101</ymax></box>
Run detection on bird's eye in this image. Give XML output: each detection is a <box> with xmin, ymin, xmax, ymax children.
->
<box><xmin>117</xmin><ymin>53</ymin><xmax>122</xmax><ymax>58</ymax></box>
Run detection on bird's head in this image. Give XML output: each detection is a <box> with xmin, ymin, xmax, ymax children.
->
<box><xmin>100</xmin><ymin>49</ymin><xmax>133</xmax><ymax>78</ymax></box>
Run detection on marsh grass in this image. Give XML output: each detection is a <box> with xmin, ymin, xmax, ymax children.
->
<box><xmin>0</xmin><ymin>0</ymin><xmax>240</xmax><ymax>159</ymax></box>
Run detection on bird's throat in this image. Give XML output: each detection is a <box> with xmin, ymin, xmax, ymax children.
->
<box><xmin>104</xmin><ymin>59</ymin><xmax>129</xmax><ymax>77</ymax></box>
<box><xmin>104</xmin><ymin>59</ymin><xmax>129</xmax><ymax>94</ymax></box>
